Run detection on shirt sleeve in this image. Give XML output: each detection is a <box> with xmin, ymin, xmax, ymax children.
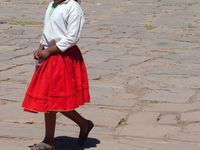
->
<box><xmin>56</xmin><ymin>14</ymin><xmax>85</xmax><ymax>52</ymax></box>
<box><xmin>40</xmin><ymin>2</ymin><xmax>52</xmax><ymax>45</ymax></box>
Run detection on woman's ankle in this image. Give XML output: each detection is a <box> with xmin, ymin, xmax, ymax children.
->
<box><xmin>80</xmin><ymin>120</ymin><xmax>91</xmax><ymax>131</ymax></box>
<box><xmin>43</xmin><ymin>138</ymin><xmax>54</xmax><ymax>146</ymax></box>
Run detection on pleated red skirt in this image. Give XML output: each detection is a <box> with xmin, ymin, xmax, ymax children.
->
<box><xmin>22</xmin><ymin>45</ymin><xmax>90</xmax><ymax>113</ymax></box>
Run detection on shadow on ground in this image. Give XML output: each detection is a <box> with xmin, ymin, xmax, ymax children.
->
<box><xmin>54</xmin><ymin>136</ymin><xmax>100</xmax><ymax>150</ymax></box>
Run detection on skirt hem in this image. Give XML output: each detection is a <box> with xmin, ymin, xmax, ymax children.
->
<box><xmin>23</xmin><ymin>102</ymin><xmax>89</xmax><ymax>113</ymax></box>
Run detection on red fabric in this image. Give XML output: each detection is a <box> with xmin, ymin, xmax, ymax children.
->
<box><xmin>22</xmin><ymin>45</ymin><xmax>90</xmax><ymax>113</ymax></box>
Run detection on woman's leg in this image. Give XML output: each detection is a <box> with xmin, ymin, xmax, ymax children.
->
<box><xmin>43</xmin><ymin>112</ymin><xmax>57</xmax><ymax>146</ymax></box>
<box><xmin>61</xmin><ymin>110</ymin><xmax>87</xmax><ymax>128</ymax></box>
<box><xmin>61</xmin><ymin>110</ymin><xmax>93</xmax><ymax>145</ymax></box>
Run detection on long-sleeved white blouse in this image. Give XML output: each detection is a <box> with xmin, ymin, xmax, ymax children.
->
<box><xmin>40</xmin><ymin>0</ymin><xmax>85</xmax><ymax>51</ymax></box>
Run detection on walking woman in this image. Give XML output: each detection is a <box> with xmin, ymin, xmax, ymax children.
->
<box><xmin>22</xmin><ymin>0</ymin><xmax>93</xmax><ymax>149</ymax></box>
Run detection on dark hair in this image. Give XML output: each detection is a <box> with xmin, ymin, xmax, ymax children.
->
<box><xmin>74</xmin><ymin>0</ymin><xmax>81</xmax><ymax>4</ymax></box>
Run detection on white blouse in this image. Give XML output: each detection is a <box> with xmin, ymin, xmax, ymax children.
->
<box><xmin>40</xmin><ymin>0</ymin><xmax>85</xmax><ymax>51</ymax></box>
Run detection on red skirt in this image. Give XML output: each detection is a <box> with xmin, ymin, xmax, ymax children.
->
<box><xmin>22</xmin><ymin>45</ymin><xmax>90</xmax><ymax>113</ymax></box>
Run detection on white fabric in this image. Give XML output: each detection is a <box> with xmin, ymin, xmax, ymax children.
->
<box><xmin>40</xmin><ymin>0</ymin><xmax>85</xmax><ymax>51</ymax></box>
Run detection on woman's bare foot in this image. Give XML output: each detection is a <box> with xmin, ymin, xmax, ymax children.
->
<box><xmin>78</xmin><ymin>120</ymin><xmax>94</xmax><ymax>146</ymax></box>
<box><xmin>29</xmin><ymin>142</ymin><xmax>54</xmax><ymax>150</ymax></box>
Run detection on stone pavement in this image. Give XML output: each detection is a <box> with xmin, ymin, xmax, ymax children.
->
<box><xmin>0</xmin><ymin>0</ymin><xmax>200</xmax><ymax>149</ymax></box>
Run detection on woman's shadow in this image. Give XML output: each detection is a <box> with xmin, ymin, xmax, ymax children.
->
<box><xmin>54</xmin><ymin>136</ymin><xmax>100</xmax><ymax>150</ymax></box>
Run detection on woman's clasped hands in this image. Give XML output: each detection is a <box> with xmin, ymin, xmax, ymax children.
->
<box><xmin>34</xmin><ymin>49</ymin><xmax>51</xmax><ymax>61</ymax></box>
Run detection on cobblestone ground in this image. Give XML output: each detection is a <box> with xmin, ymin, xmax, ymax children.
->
<box><xmin>0</xmin><ymin>0</ymin><xmax>200</xmax><ymax>149</ymax></box>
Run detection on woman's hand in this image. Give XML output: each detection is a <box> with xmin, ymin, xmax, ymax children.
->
<box><xmin>34</xmin><ymin>44</ymin><xmax>44</xmax><ymax>60</ymax></box>
<box><xmin>34</xmin><ymin>50</ymin><xmax>40</xmax><ymax>60</ymax></box>
<box><xmin>34</xmin><ymin>45</ymin><xmax>60</xmax><ymax>61</ymax></box>
<box><xmin>36</xmin><ymin>50</ymin><xmax>51</xmax><ymax>61</ymax></box>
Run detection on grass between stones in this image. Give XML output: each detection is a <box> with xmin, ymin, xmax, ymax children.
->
<box><xmin>9</xmin><ymin>21</ymin><xmax>42</xmax><ymax>26</ymax></box>
<box><xmin>118</xmin><ymin>116</ymin><xmax>129</xmax><ymax>126</ymax></box>
<box><xmin>41</xmin><ymin>1</ymin><xmax>49</xmax><ymax>5</ymax></box>
<box><xmin>144</xmin><ymin>24</ymin><xmax>157</xmax><ymax>31</ymax></box>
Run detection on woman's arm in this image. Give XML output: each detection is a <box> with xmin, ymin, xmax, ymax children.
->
<box><xmin>55</xmin><ymin>14</ymin><xmax>84</xmax><ymax>52</ymax></box>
